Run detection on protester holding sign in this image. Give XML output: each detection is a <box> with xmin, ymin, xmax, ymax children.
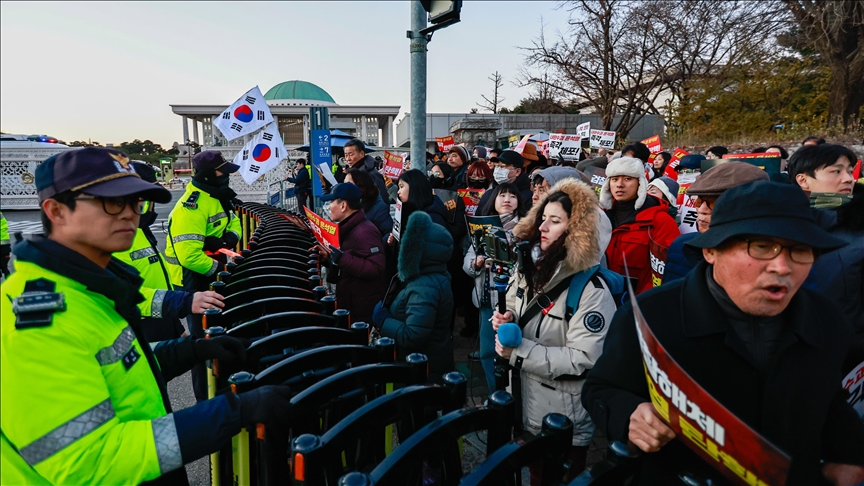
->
<box><xmin>788</xmin><ymin>144</ymin><xmax>863</xmax><ymax>376</ymax></box>
<box><xmin>583</xmin><ymin>181</ymin><xmax>864</xmax><ymax>486</ymax></box>
<box><xmin>345</xmin><ymin>168</ymin><xmax>392</xmax><ymax>245</ymax></box>
<box><xmin>600</xmin><ymin>157</ymin><xmax>680</xmax><ymax>294</ymax></box>
<box><xmin>312</xmin><ymin>183</ymin><xmax>387</xmax><ymax>324</ymax></box>
<box><xmin>663</xmin><ymin>162</ymin><xmax>770</xmax><ymax>284</ymax></box>
<box><xmin>492</xmin><ymin>178</ymin><xmax>616</xmax><ymax>482</ymax></box>
<box><xmin>463</xmin><ymin>182</ymin><xmax>528</xmax><ymax>390</ymax></box>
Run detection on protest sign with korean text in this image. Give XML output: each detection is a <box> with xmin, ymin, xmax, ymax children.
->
<box><xmin>458</xmin><ymin>188</ymin><xmax>486</xmax><ymax>217</ymax></box>
<box><xmin>648</xmin><ymin>236</ymin><xmax>669</xmax><ymax>288</ymax></box>
<box><xmin>548</xmin><ymin>134</ymin><xmax>582</xmax><ymax>160</ymax></box>
<box><xmin>235</xmin><ymin>123</ymin><xmax>288</xmax><ymax>185</ymax></box>
<box><xmin>436</xmin><ymin>136</ymin><xmax>454</xmax><ymax>152</ymax></box>
<box><xmin>589</xmin><ymin>129</ymin><xmax>616</xmax><ymax>149</ymax></box>
<box><xmin>721</xmin><ymin>153</ymin><xmax>781</xmax><ymax>178</ymax></box>
<box><xmin>583</xmin><ymin>166</ymin><xmax>607</xmax><ymax>197</ymax></box>
<box><xmin>844</xmin><ymin>360</ymin><xmax>864</xmax><ymax>418</ymax></box>
<box><xmin>466</xmin><ymin>214</ymin><xmax>504</xmax><ymax>252</ymax></box>
<box><xmin>641</xmin><ymin>135</ymin><xmax>663</xmax><ymax>154</ymax></box>
<box><xmin>629</xmin><ymin>286</ymin><xmax>791</xmax><ymax>486</ymax></box>
<box><xmin>664</xmin><ymin>148</ymin><xmax>690</xmax><ymax>180</ymax></box>
<box><xmin>576</xmin><ymin>122</ymin><xmax>591</xmax><ymax>139</ymax></box>
<box><xmin>213</xmin><ymin>86</ymin><xmax>274</xmax><ymax>142</ymax></box>
<box><xmin>382</xmin><ymin>151</ymin><xmax>404</xmax><ymax>180</ymax></box>
<box><xmin>303</xmin><ymin>206</ymin><xmax>340</xmax><ymax>250</ymax></box>
<box><xmin>676</xmin><ymin>171</ymin><xmax>699</xmax><ymax>235</ymax></box>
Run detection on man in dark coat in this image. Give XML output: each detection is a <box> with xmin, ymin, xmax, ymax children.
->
<box><xmin>343</xmin><ymin>139</ymin><xmax>390</xmax><ymax>203</ymax></box>
<box><xmin>313</xmin><ymin>183</ymin><xmax>387</xmax><ymax>324</ymax></box>
<box><xmin>477</xmin><ymin>150</ymin><xmax>533</xmax><ymax>209</ymax></box>
<box><xmin>285</xmin><ymin>158</ymin><xmax>312</xmax><ymax>211</ymax></box>
<box><xmin>582</xmin><ymin>181</ymin><xmax>864</xmax><ymax>485</ymax></box>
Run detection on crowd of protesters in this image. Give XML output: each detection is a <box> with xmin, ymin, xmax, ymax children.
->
<box><xmin>301</xmin><ymin>135</ymin><xmax>864</xmax><ymax>485</ymax></box>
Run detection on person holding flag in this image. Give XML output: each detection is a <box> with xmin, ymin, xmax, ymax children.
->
<box><xmin>164</xmin><ymin>150</ymin><xmax>241</xmax><ymax>401</ymax></box>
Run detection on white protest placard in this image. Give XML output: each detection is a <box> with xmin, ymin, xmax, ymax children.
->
<box><xmin>547</xmin><ymin>134</ymin><xmax>582</xmax><ymax>160</ymax></box>
<box><xmin>391</xmin><ymin>200</ymin><xmax>403</xmax><ymax>241</ymax></box>
<box><xmin>589</xmin><ymin>129</ymin><xmax>616</xmax><ymax>149</ymax></box>
<box><xmin>675</xmin><ymin>171</ymin><xmax>700</xmax><ymax>235</ymax></box>
<box><xmin>576</xmin><ymin>122</ymin><xmax>591</xmax><ymax>139</ymax></box>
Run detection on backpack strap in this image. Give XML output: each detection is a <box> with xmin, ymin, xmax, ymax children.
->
<box><xmin>517</xmin><ymin>276</ymin><xmax>573</xmax><ymax>328</ymax></box>
<box><xmin>564</xmin><ymin>265</ymin><xmax>601</xmax><ymax>322</ymax></box>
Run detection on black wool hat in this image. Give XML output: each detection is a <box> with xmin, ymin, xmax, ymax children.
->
<box><xmin>686</xmin><ymin>180</ymin><xmax>847</xmax><ymax>251</ymax></box>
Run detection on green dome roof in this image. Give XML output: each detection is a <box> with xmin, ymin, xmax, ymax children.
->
<box><xmin>264</xmin><ymin>80</ymin><xmax>336</xmax><ymax>104</ymax></box>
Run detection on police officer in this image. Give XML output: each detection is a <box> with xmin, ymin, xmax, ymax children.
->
<box><xmin>114</xmin><ymin>161</ymin><xmax>225</xmax><ymax>343</ymax></box>
<box><xmin>164</xmin><ymin>150</ymin><xmax>241</xmax><ymax>400</ymax></box>
<box><xmin>1</xmin><ymin>148</ymin><xmax>291</xmax><ymax>485</ymax></box>
<box><xmin>0</xmin><ymin>209</ymin><xmax>9</xmax><ymax>279</ymax></box>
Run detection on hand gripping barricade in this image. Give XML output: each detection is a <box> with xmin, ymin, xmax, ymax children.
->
<box><xmin>291</xmin><ymin>371</ymin><xmax>472</xmax><ymax>486</ymax></box>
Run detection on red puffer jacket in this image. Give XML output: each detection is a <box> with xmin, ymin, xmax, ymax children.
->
<box><xmin>604</xmin><ymin>196</ymin><xmax>680</xmax><ymax>294</ymax></box>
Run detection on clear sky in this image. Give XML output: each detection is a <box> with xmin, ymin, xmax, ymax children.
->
<box><xmin>1</xmin><ymin>1</ymin><xmax>570</xmax><ymax>148</ymax></box>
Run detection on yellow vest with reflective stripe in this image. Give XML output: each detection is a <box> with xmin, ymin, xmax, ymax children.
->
<box><xmin>0</xmin><ymin>260</ymin><xmax>177</xmax><ymax>485</ymax></box>
<box><xmin>114</xmin><ymin>228</ymin><xmax>174</xmax><ymax>318</ymax></box>
<box><xmin>0</xmin><ymin>211</ymin><xmax>9</xmax><ymax>245</ymax></box>
<box><xmin>163</xmin><ymin>182</ymin><xmax>241</xmax><ymax>286</ymax></box>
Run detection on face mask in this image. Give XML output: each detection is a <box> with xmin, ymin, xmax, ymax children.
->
<box><xmin>468</xmin><ymin>179</ymin><xmax>487</xmax><ymax>188</ymax></box>
<box><xmin>215</xmin><ymin>174</ymin><xmax>231</xmax><ymax>188</ymax></box>
<box><xmin>139</xmin><ymin>210</ymin><xmax>157</xmax><ymax>228</ymax></box>
<box><xmin>430</xmin><ymin>177</ymin><xmax>446</xmax><ymax>189</ymax></box>
<box><xmin>493</xmin><ymin>167</ymin><xmax>511</xmax><ymax>184</ymax></box>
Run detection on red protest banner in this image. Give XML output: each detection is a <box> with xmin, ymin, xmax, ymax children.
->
<box><xmin>436</xmin><ymin>136</ymin><xmax>454</xmax><ymax>152</ymax></box>
<box><xmin>457</xmin><ymin>188</ymin><xmax>486</xmax><ymax>216</ymax></box>
<box><xmin>641</xmin><ymin>135</ymin><xmax>663</xmax><ymax>154</ymax></box>
<box><xmin>303</xmin><ymin>206</ymin><xmax>340</xmax><ymax>250</ymax></box>
<box><xmin>853</xmin><ymin>159</ymin><xmax>862</xmax><ymax>182</ymax></box>
<box><xmin>382</xmin><ymin>151</ymin><xmax>404</xmax><ymax>180</ymax></box>
<box><xmin>630</xmin><ymin>291</ymin><xmax>791</xmax><ymax>486</ymax></box>
<box><xmin>664</xmin><ymin>148</ymin><xmax>690</xmax><ymax>180</ymax></box>
<box><xmin>278</xmin><ymin>213</ymin><xmax>311</xmax><ymax>231</ymax></box>
<box><xmin>676</xmin><ymin>172</ymin><xmax>699</xmax><ymax>235</ymax></box>
<box><xmin>648</xmin><ymin>237</ymin><xmax>668</xmax><ymax>288</ymax></box>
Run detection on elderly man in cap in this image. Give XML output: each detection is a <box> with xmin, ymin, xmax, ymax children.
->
<box><xmin>311</xmin><ymin>183</ymin><xmax>387</xmax><ymax>324</ymax></box>
<box><xmin>1</xmin><ymin>148</ymin><xmax>291</xmax><ymax>485</ymax></box>
<box><xmin>164</xmin><ymin>150</ymin><xmax>242</xmax><ymax>401</ymax></box>
<box><xmin>663</xmin><ymin>162</ymin><xmax>770</xmax><ymax>283</ymax></box>
<box><xmin>583</xmin><ymin>181</ymin><xmax>864</xmax><ymax>485</ymax></box>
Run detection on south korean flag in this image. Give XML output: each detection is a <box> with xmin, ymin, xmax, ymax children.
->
<box><xmin>212</xmin><ymin>86</ymin><xmax>274</xmax><ymax>142</ymax></box>
<box><xmin>235</xmin><ymin>123</ymin><xmax>288</xmax><ymax>185</ymax></box>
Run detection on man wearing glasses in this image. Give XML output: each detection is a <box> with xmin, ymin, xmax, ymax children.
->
<box><xmin>583</xmin><ymin>181</ymin><xmax>864</xmax><ymax>485</ymax></box>
<box><xmin>663</xmin><ymin>162</ymin><xmax>770</xmax><ymax>284</ymax></box>
<box><xmin>1</xmin><ymin>148</ymin><xmax>291</xmax><ymax>485</ymax></box>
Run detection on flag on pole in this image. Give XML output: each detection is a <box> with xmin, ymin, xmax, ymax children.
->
<box><xmin>234</xmin><ymin>123</ymin><xmax>287</xmax><ymax>184</ymax></box>
<box><xmin>212</xmin><ymin>86</ymin><xmax>274</xmax><ymax>142</ymax></box>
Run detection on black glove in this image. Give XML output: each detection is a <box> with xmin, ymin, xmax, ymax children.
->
<box><xmin>238</xmin><ymin>385</ymin><xmax>293</xmax><ymax>429</ymax></box>
<box><xmin>223</xmin><ymin>232</ymin><xmax>239</xmax><ymax>250</ymax></box>
<box><xmin>329</xmin><ymin>245</ymin><xmax>344</xmax><ymax>265</ymax></box>
<box><xmin>203</xmin><ymin>236</ymin><xmax>224</xmax><ymax>252</ymax></box>
<box><xmin>193</xmin><ymin>336</ymin><xmax>248</xmax><ymax>364</ymax></box>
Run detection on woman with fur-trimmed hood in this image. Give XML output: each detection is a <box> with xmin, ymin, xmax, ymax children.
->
<box><xmin>492</xmin><ymin>177</ymin><xmax>616</xmax><ymax>482</ymax></box>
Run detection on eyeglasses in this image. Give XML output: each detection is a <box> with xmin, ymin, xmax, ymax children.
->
<box><xmin>694</xmin><ymin>196</ymin><xmax>716</xmax><ymax>210</ymax></box>
<box><xmin>743</xmin><ymin>239</ymin><xmax>815</xmax><ymax>264</ymax></box>
<box><xmin>75</xmin><ymin>195</ymin><xmax>144</xmax><ymax>215</ymax></box>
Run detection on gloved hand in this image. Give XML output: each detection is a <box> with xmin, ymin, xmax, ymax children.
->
<box><xmin>238</xmin><ymin>385</ymin><xmax>293</xmax><ymax>429</ymax></box>
<box><xmin>371</xmin><ymin>301</ymin><xmax>392</xmax><ymax>328</ymax></box>
<box><xmin>222</xmin><ymin>232</ymin><xmax>239</xmax><ymax>250</ymax></box>
<box><xmin>203</xmin><ymin>236</ymin><xmax>224</xmax><ymax>252</ymax></box>
<box><xmin>193</xmin><ymin>336</ymin><xmax>248</xmax><ymax>364</ymax></box>
<box><xmin>329</xmin><ymin>245</ymin><xmax>344</xmax><ymax>265</ymax></box>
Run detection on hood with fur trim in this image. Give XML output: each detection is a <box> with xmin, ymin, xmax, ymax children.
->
<box><xmin>513</xmin><ymin>177</ymin><xmax>603</xmax><ymax>274</ymax></box>
<box><xmin>397</xmin><ymin>210</ymin><xmax>453</xmax><ymax>282</ymax></box>
<box><xmin>599</xmin><ymin>156</ymin><xmax>648</xmax><ymax>210</ymax></box>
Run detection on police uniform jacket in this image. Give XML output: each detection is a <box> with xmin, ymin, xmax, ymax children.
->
<box><xmin>1</xmin><ymin>237</ymin><xmax>241</xmax><ymax>485</ymax></box>
<box><xmin>582</xmin><ymin>260</ymin><xmax>864</xmax><ymax>485</ymax></box>
<box><xmin>164</xmin><ymin>182</ymin><xmax>241</xmax><ymax>288</ymax></box>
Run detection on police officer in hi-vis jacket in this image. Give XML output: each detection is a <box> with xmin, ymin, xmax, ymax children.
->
<box><xmin>164</xmin><ymin>150</ymin><xmax>242</xmax><ymax>400</ymax></box>
<box><xmin>1</xmin><ymin>148</ymin><xmax>291</xmax><ymax>485</ymax></box>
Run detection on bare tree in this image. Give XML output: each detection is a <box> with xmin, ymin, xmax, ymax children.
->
<box><xmin>477</xmin><ymin>71</ymin><xmax>506</xmax><ymax>113</ymax></box>
<box><xmin>783</xmin><ymin>0</ymin><xmax>864</xmax><ymax>131</ymax></box>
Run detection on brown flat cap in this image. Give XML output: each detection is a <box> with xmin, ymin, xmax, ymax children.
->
<box><xmin>686</xmin><ymin>161</ymin><xmax>769</xmax><ymax>197</ymax></box>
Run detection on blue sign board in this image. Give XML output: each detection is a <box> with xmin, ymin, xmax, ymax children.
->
<box><xmin>310</xmin><ymin>129</ymin><xmax>332</xmax><ymax>197</ymax></box>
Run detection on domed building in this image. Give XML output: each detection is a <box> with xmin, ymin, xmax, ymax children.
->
<box><xmin>170</xmin><ymin>79</ymin><xmax>399</xmax><ymax>149</ymax></box>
